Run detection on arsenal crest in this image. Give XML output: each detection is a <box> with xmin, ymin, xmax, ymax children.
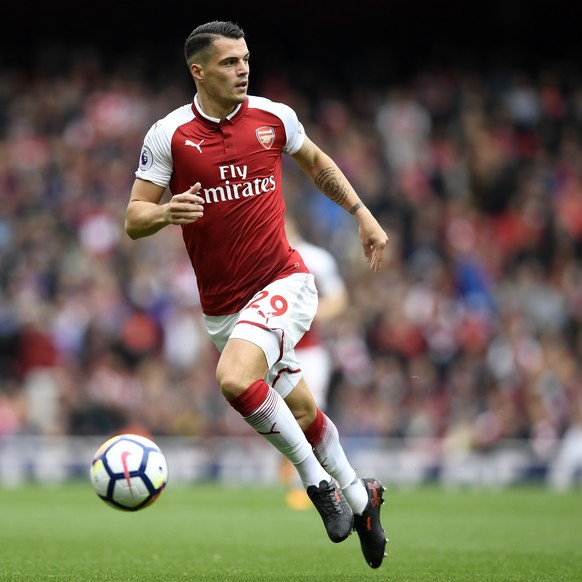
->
<box><xmin>256</xmin><ymin>126</ymin><xmax>275</xmax><ymax>149</ymax></box>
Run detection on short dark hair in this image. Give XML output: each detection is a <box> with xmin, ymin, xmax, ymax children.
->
<box><xmin>184</xmin><ymin>21</ymin><xmax>246</xmax><ymax>65</ymax></box>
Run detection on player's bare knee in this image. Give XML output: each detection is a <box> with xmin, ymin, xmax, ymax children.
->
<box><xmin>216</xmin><ymin>369</ymin><xmax>252</xmax><ymax>400</ymax></box>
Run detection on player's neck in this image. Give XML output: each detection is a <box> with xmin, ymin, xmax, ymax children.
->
<box><xmin>195</xmin><ymin>93</ymin><xmax>238</xmax><ymax>122</ymax></box>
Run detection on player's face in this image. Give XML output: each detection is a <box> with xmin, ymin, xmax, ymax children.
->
<box><xmin>200</xmin><ymin>37</ymin><xmax>250</xmax><ymax>111</ymax></box>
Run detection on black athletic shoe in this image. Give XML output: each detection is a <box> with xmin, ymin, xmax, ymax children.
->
<box><xmin>353</xmin><ymin>477</ymin><xmax>388</xmax><ymax>568</ymax></box>
<box><xmin>307</xmin><ymin>479</ymin><xmax>354</xmax><ymax>543</ymax></box>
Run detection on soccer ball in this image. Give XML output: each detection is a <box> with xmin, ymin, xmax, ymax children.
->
<box><xmin>90</xmin><ymin>433</ymin><xmax>169</xmax><ymax>511</ymax></box>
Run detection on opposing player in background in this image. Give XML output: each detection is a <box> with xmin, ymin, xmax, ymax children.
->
<box><xmin>124</xmin><ymin>20</ymin><xmax>389</xmax><ymax>568</ymax></box>
<box><xmin>281</xmin><ymin>217</ymin><xmax>349</xmax><ymax>509</ymax></box>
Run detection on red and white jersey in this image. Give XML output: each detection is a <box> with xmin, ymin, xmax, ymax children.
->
<box><xmin>135</xmin><ymin>95</ymin><xmax>309</xmax><ymax>315</ymax></box>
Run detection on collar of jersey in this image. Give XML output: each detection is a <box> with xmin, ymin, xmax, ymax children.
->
<box><xmin>193</xmin><ymin>94</ymin><xmax>246</xmax><ymax>125</ymax></box>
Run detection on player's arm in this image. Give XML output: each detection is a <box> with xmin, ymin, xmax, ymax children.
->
<box><xmin>291</xmin><ymin>136</ymin><xmax>389</xmax><ymax>272</ymax></box>
<box><xmin>125</xmin><ymin>178</ymin><xmax>205</xmax><ymax>240</ymax></box>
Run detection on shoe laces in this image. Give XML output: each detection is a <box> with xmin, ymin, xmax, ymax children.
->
<box><xmin>315</xmin><ymin>482</ymin><xmax>343</xmax><ymax>515</ymax></box>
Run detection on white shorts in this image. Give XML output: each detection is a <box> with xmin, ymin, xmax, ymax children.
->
<box><xmin>203</xmin><ymin>273</ymin><xmax>318</xmax><ymax>398</ymax></box>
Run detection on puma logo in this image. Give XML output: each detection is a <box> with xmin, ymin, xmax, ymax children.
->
<box><xmin>185</xmin><ymin>139</ymin><xmax>204</xmax><ymax>153</ymax></box>
<box><xmin>258</xmin><ymin>423</ymin><xmax>280</xmax><ymax>435</ymax></box>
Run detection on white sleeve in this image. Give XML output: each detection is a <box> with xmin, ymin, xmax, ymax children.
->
<box><xmin>135</xmin><ymin>120</ymin><xmax>174</xmax><ymax>188</ymax></box>
<box><xmin>281</xmin><ymin>107</ymin><xmax>306</xmax><ymax>155</ymax></box>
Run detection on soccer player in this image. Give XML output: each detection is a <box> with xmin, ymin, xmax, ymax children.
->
<box><xmin>124</xmin><ymin>20</ymin><xmax>388</xmax><ymax>568</ymax></box>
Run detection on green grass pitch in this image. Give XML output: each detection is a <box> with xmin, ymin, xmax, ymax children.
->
<box><xmin>0</xmin><ymin>481</ymin><xmax>580</xmax><ymax>581</ymax></box>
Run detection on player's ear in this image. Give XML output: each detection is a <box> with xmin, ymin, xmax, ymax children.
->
<box><xmin>190</xmin><ymin>63</ymin><xmax>204</xmax><ymax>82</ymax></box>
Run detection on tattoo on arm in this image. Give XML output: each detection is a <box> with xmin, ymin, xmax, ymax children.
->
<box><xmin>314</xmin><ymin>168</ymin><xmax>349</xmax><ymax>206</ymax></box>
<box><xmin>349</xmin><ymin>202</ymin><xmax>363</xmax><ymax>215</ymax></box>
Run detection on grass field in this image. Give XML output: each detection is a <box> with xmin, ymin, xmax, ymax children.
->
<box><xmin>0</xmin><ymin>481</ymin><xmax>581</xmax><ymax>581</ymax></box>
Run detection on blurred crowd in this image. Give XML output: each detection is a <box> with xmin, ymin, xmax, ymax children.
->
<box><xmin>0</xmin><ymin>49</ymin><xmax>581</xmax><ymax>477</ymax></box>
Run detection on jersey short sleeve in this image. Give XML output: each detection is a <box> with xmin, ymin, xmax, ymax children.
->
<box><xmin>135</xmin><ymin>104</ymin><xmax>195</xmax><ymax>188</ymax></box>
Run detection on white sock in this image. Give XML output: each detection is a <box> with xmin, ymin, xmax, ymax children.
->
<box><xmin>231</xmin><ymin>380</ymin><xmax>330</xmax><ymax>488</ymax></box>
<box><xmin>293</xmin><ymin>454</ymin><xmax>332</xmax><ymax>489</ymax></box>
<box><xmin>342</xmin><ymin>477</ymin><xmax>369</xmax><ymax>515</ymax></box>
<box><xmin>305</xmin><ymin>410</ymin><xmax>370</xmax><ymax>512</ymax></box>
<box><xmin>310</xmin><ymin>412</ymin><xmax>357</xmax><ymax>489</ymax></box>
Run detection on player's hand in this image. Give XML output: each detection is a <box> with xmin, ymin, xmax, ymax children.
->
<box><xmin>359</xmin><ymin>220</ymin><xmax>388</xmax><ymax>272</ymax></box>
<box><xmin>164</xmin><ymin>183</ymin><xmax>205</xmax><ymax>224</ymax></box>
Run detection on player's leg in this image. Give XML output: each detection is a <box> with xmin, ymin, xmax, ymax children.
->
<box><xmin>216</xmin><ymin>337</ymin><xmax>329</xmax><ymax>487</ymax></box>
<box><xmin>285</xmin><ymin>378</ymin><xmax>362</xmax><ymax>497</ymax></box>
<box><xmin>286</xmin><ymin>378</ymin><xmax>388</xmax><ymax>568</ymax></box>
<box><xmin>205</xmin><ymin>277</ymin><xmax>353</xmax><ymax>543</ymax></box>
<box><xmin>281</xmin><ymin>344</ymin><xmax>332</xmax><ymax>509</ymax></box>
<box><xmin>216</xmin><ymin>338</ymin><xmax>352</xmax><ymax>543</ymax></box>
